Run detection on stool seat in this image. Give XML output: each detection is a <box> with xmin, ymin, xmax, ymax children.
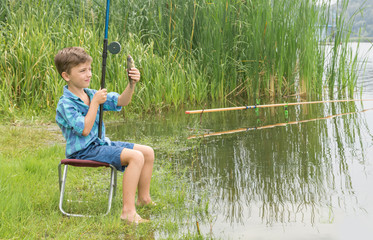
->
<box><xmin>60</xmin><ymin>159</ymin><xmax>111</xmax><ymax>167</ymax></box>
<box><xmin>58</xmin><ymin>159</ymin><xmax>117</xmax><ymax>217</ymax></box>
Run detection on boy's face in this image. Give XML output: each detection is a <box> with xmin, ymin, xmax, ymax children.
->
<box><xmin>62</xmin><ymin>61</ymin><xmax>92</xmax><ymax>89</ymax></box>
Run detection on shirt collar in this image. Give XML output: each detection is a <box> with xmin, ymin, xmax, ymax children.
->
<box><xmin>63</xmin><ymin>85</ymin><xmax>94</xmax><ymax>100</ymax></box>
<box><xmin>63</xmin><ymin>85</ymin><xmax>79</xmax><ymax>100</ymax></box>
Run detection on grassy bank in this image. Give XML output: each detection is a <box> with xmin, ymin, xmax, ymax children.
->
<box><xmin>0</xmin><ymin>124</ymin><xmax>210</xmax><ymax>239</ymax></box>
<box><xmin>0</xmin><ymin>0</ymin><xmax>364</xmax><ymax>119</ymax></box>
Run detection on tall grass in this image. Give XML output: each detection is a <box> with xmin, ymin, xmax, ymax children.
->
<box><xmin>0</xmin><ymin>0</ymin><xmax>364</xmax><ymax>118</ymax></box>
<box><xmin>325</xmin><ymin>0</ymin><xmax>365</xmax><ymax>98</ymax></box>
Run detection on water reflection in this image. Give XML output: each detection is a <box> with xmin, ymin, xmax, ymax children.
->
<box><xmin>108</xmin><ymin>101</ymin><xmax>373</xmax><ymax>238</ymax></box>
<box><xmin>107</xmin><ymin>43</ymin><xmax>373</xmax><ymax>239</ymax></box>
<box><xmin>185</xmin><ymin>101</ymin><xmax>373</xmax><ymax>232</ymax></box>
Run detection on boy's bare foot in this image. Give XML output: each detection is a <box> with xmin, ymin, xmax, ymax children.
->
<box><xmin>120</xmin><ymin>213</ymin><xmax>149</xmax><ymax>224</ymax></box>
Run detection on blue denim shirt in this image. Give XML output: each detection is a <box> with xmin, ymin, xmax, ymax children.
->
<box><xmin>56</xmin><ymin>85</ymin><xmax>122</xmax><ymax>157</ymax></box>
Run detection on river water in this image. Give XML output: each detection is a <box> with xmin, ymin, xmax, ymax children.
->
<box><xmin>108</xmin><ymin>42</ymin><xmax>373</xmax><ymax>239</ymax></box>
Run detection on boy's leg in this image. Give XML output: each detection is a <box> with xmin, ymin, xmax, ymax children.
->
<box><xmin>133</xmin><ymin>144</ymin><xmax>155</xmax><ymax>205</ymax></box>
<box><xmin>119</xmin><ymin>148</ymin><xmax>145</xmax><ymax>222</ymax></box>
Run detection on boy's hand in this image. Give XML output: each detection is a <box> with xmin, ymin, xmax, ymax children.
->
<box><xmin>92</xmin><ymin>88</ymin><xmax>107</xmax><ymax>105</ymax></box>
<box><xmin>128</xmin><ymin>68</ymin><xmax>140</xmax><ymax>84</ymax></box>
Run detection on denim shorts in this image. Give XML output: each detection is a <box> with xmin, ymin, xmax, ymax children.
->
<box><xmin>69</xmin><ymin>140</ymin><xmax>135</xmax><ymax>172</ymax></box>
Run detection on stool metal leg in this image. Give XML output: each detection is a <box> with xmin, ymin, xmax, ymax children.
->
<box><xmin>104</xmin><ymin>165</ymin><xmax>117</xmax><ymax>216</ymax></box>
<box><xmin>112</xmin><ymin>165</ymin><xmax>117</xmax><ymax>197</ymax></box>
<box><xmin>58</xmin><ymin>162</ymin><xmax>117</xmax><ymax>217</ymax></box>
<box><xmin>59</xmin><ymin>164</ymin><xmax>85</xmax><ymax>217</ymax></box>
<box><xmin>59</xmin><ymin>164</ymin><xmax>92</xmax><ymax>217</ymax></box>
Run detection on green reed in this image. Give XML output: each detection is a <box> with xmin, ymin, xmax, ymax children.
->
<box><xmin>0</xmin><ymin>0</ymin><xmax>363</xmax><ymax>118</ymax></box>
<box><xmin>325</xmin><ymin>0</ymin><xmax>363</xmax><ymax>97</ymax></box>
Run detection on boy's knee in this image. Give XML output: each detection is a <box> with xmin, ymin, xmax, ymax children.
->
<box><xmin>132</xmin><ymin>150</ymin><xmax>145</xmax><ymax>166</ymax></box>
<box><xmin>121</xmin><ymin>149</ymin><xmax>144</xmax><ymax>167</ymax></box>
<box><xmin>144</xmin><ymin>146</ymin><xmax>155</xmax><ymax>164</ymax></box>
<box><xmin>146</xmin><ymin>146</ymin><xmax>155</xmax><ymax>159</ymax></box>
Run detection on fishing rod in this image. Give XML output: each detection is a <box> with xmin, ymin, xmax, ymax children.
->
<box><xmin>185</xmin><ymin>99</ymin><xmax>373</xmax><ymax>115</ymax></box>
<box><xmin>187</xmin><ymin>107</ymin><xmax>373</xmax><ymax>139</ymax></box>
<box><xmin>98</xmin><ymin>0</ymin><xmax>121</xmax><ymax>139</ymax></box>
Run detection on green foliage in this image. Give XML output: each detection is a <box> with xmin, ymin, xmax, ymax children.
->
<box><xmin>0</xmin><ymin>0</ymin><xmax>364</xmax><ymax>119</ymax></box>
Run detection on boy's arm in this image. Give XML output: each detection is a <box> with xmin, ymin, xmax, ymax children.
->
<box><xmin>117</xmin><ymin>68</ymin><xmax>140</xmax><ymax>107</ymax></box>
<box><xmin>82</xmin><ymin>89</ymin><xmax>107</xmax><ymax>136</ymax></box>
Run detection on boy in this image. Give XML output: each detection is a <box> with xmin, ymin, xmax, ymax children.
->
<box><xmin>54</xmin><ymin>47</ymin><xmax>154</xmax><ymax>224</ymax></box>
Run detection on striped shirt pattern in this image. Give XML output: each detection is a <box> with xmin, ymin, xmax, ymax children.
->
<box><xmin>56</xmin><ymin>85</ymin><xmax>122</xmax><ymax>157</ymax></box>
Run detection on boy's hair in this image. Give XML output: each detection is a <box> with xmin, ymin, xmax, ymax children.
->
<box><xmin>54</xmin><ymin>47</ymin><xmax>92</xmax><ymax>77</ymax></box>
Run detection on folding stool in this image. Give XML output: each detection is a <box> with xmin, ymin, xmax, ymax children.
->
<box><xmin>58</xmin><ymin>159</ymin><xmax>117</xmax><ymax>217</ymax></box>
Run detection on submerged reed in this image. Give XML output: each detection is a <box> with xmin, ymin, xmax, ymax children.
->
<box><xmin>0</xmin><ymin>0</ymin><xmax>363</xmax><ymax>118</ymax></box>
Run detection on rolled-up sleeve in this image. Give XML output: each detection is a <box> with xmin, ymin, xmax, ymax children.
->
<box><xmin>103</xmin><ymin>92</ymin><xmax>122</xmax><ymax>112</ymax></box>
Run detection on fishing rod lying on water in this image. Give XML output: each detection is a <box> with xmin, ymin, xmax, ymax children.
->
<box><xmin>185</xmin><ymin>99</ymin><xmax>373</xmax><ymax>115</ymax></box>
<box><xmin>98</xmin><ymin>0</ymin><xmax>122</xmax><ymax>139</ymax></box>
<box><xmin>187</xmin><ymin>107</ymin><xmax>373</xmax><ymax>139</ymax></box>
